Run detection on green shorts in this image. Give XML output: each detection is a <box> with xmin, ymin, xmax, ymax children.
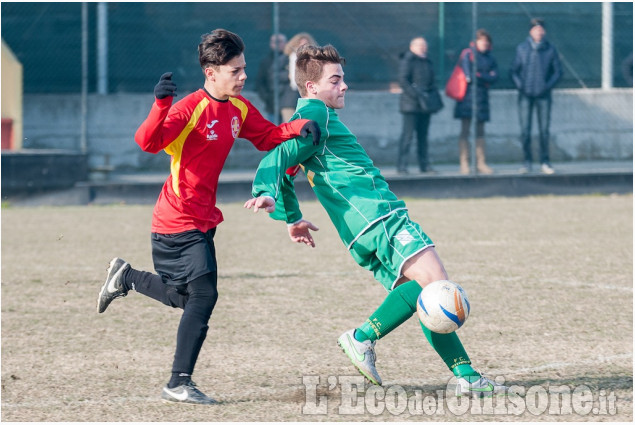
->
<box><xmin>350</xmin><ymin>210</ymin><xmax>434</xmax><ymax>292</ymax></box>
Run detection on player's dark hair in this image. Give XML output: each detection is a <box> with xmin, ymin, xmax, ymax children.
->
<box><xmin>198</xmin><ymin>29</ymin><xmax>245</xmax><ymax>69</ymax></box>
<box><xmin>295</xmin><ymin>44</ymin><xmax>346</xmax><ymax>97</ymax></box>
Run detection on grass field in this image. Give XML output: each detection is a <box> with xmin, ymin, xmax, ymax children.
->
<box><xmin>1</xmin><ymin>194</ymin><xmax>632</xmax><ymax>421</ymax></box>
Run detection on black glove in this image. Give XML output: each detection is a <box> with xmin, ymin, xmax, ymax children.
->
<box><xmin>154</xmin><ymin>72</ymin><xmax>177</xmax><ymax>99</ymax></box>
<box><xmin>300</xmin><ymin>120</ymin><xmax>321</xmax><ymax>146</ymax></box>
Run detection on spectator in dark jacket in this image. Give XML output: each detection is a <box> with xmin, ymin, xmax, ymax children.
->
<box><xmin>397</xmin><ymin>36</ymin><xmax>438</xmax><ymax>174</ymax></box>
<box><xmin>454</xmin><ymin>29</ymin><xmax>498</xmax><ymax>175</ymax></box>
<box><xmin>510</xmin><ymin>18</ymin><xmax>562</xmax><ymax>174</ymax></box>
<box><xmin>256</xmin><ymin>33</ymin><xmax>288</xmax><ymax>123</ymax></box>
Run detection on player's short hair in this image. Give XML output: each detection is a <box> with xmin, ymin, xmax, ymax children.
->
<box><xmin>295</xmin><ymin>44</ymin><xmax>346</xmax><ymax>97</ymax></box>
<box><xmin>198</xmin><ymin>29</ymin><xmax>245</xmax><ymax>69</ymax></box>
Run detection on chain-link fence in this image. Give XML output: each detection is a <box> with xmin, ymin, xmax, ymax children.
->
<box><xmin>2</xmin><ymin>2</ymin><xmax>633</xmax><ymax>94</ymax></box>
<box><xmin>1</xmin><ymin>2</ymin><xmax>632</xmax><ymax>171</ymax></box>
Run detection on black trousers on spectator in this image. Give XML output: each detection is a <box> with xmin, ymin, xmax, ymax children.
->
<box><xmin>518</xmin><ymin>93</ymin><xmax>552</xmax><ymax>165</ymax></box>
<box><xmin>397</xmin><ymin>112</ymin><xmax>432</xmax><ymax>172</ymax></box>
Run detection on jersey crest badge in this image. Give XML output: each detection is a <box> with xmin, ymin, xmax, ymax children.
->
<box><xmin>231</xmin><ymin>116</ymin><xmax>240</xmax><ymax>138</ymax></box>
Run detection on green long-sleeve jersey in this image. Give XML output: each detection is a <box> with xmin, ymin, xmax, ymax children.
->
<box><xmin>251</xmin><ymin>98</ymin><xmax>407</xmax><ymax>249</ymax></box>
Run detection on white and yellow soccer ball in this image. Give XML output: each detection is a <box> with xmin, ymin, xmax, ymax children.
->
<box><xmin>416</xmin><ymin>280</ymin><xmax>470</xmax><ymax>334</ymax></box>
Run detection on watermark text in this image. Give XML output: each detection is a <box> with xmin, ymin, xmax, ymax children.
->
<box><xmin>301</xmin><ymin>375</ymin><xmax>618</xmax><ymax>417</ymax></box>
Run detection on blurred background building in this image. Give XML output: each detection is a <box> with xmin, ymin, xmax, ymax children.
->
<box><xmin>1</xmin><ymin>2</ymin><xmax>633</xmax><ymax>178</ymax></box>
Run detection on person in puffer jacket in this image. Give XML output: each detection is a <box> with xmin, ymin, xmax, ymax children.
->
<box><xmin>453</xmin><ymin>29</ymin><xmax>499</xmax><ymax>175</ymax></box>
<box><xmin>510</xmin><ymin>18</ymin><xmax>562</xmax><ymax>175</ymax></box>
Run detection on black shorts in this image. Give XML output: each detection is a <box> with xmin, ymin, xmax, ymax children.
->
<box><xmin>151</xmin><ymin>228</ymin><xmax>217</xmax><ymax>286</ymax></box>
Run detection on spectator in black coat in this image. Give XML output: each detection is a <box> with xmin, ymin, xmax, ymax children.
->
<box><xmin>454</xmin><ymin>29</ymin><xmax>498</xmax><ymax>175</ymax></box>
<box><xmin>510</xmin><ymin>18</ymin><xmax>562</xmax><ymax>174</ymax></box>
<box><xmin>397</xmin><ymin>36</ymin><xmax>438</xmax><ymax>174</ymax></box>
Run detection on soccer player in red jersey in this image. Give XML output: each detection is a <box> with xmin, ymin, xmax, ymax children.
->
<box><xmin>96</xmin><ymin>29</ymin><xmax>319</xmax><ymax>405</ymax></box>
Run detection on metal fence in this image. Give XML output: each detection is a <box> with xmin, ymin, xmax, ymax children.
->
<box><xmin>1</xmin><ymin>2</ymin><xmax>632</xmax><ymax>172</ymax></box>
<box><xmin>2</xmin><ymin>2</ymin><xmax>633</xmax><ymax>95</ymax></box>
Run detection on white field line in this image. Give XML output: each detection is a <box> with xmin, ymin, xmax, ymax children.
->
<box><xmin>383</xmin><ymin>352</ymin><xmax>634</xmax><ymax>387</ymax></box>
<box><xmin>3</xmin><ymin>354</ymin><xmax>632</xmax><ymax>409</ymax></box>
<box><xmin>494</xmin><ymin>352</ymin><xmax>633</xmax><ymax>376</ymax></box>
<box><xmin>484</xmin><ymin>275</ymin><xmax>633</xmax><ymax>292</ymax></box>
<box><xmin>541</xmin><ymin>279</ymin><xmax>633</xmax><ymax>292</ymax></box>
<box><xmin>1</xmin><ymin>396</ymin><xmax>158</xmax><ymax>409</ymax></box>
<box><xmin>453</xmin><ymin>274</ymin><xmax>632</xmax><ymax>292</ymax></box>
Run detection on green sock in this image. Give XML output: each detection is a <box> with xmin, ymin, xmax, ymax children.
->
<box><xmin>419</xmin><ymin>321</ymin><xmax>479</xmax><ymax>380</ymax></box>
<box><xmin>453</xmin><ymin>363</ymin><xmax>481</xmax><ymax>382</ymax></box>
<box><xmin>353</xmin><ymin>280</ymin><xmax>480</xmax><ymax>383</ymax></box>
<box><xmin>354</xmin><ymin>280</ymin><xmax>422</xmax><ymax>342</ymax></box>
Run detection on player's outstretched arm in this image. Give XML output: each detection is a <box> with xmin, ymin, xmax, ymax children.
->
<box><xmin>239</xmin><ymin>97</ymin><xmax>321</xmax><ymax>151</ymax></box>
<box><xmin>249</xmin><ymin>134</ymin><xmax>317</xmax><ymax>225</ymax></box>
<box><xmin>243</xmin><ymin>197</ymin><xmax>318</xmax><ymax>247</ymax></box>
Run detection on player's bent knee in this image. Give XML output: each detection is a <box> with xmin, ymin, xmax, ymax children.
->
<box><xmin>186</xmin><ymin>273</ymin><xmax>219</xmax><ymax>310</ymax></box>
<box><xmin>402</xmin><ymin>247</ymin><xmax>448</xmax><ymax>286</ymax></box>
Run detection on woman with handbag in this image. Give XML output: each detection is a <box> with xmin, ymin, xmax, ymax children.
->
<box><xmin>397</xmin><ymin>36</ymin><xmax>442</xmax><ymax>174</ymax></box>
<box><xmin>452</xmin><ymin>29</ymin><xmax>498</xmax><ymax>174</ymax></box>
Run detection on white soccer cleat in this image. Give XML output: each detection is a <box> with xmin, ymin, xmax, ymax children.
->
<box><xmin>161</xmin><ymin>379</ymin><xmax>218</xmax><ymax>405</ymax></box>
<box><xmin>455</xmin><ymin>374</ymin><xmax>508</xmax><ymax>397</ymax></box>
<box><xmin>337</xmin><ymin>329</ymin><xmax>382</xmax><ymax>386</ymax></box>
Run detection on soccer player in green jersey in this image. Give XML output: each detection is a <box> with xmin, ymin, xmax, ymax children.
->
<box><xmin>244</xmin><ymin>44</ymin><xmax>506</xmax><ymax>397</ymax></box>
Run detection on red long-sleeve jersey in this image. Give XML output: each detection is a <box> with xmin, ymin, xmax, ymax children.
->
<box><xmin>135</xmin><ymin>89</ymin><xmax>309</xmax><ymax>234</ymax></box>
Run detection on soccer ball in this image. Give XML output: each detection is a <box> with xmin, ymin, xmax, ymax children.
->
<box><xmin>416</xmin><ymin>280</ymin><xmax>470</xmax><ymax>334</ymax></box>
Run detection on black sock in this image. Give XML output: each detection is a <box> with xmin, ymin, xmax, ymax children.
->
<box><xmin>168</xmin><ymin>372</ymin><xmax>191</xmax><ymax>388</ymax></box>
<box><xmin>120</xmin><ymin>267</ymin><xmax>135</xmax><ymax>292</ymax></box>
<box><xmin>123</xmin><ymin>267</ymin><xmax>189</xmax><ymax>309</ymax></box>
<box><xmin>170</xmin><ymin>273</ymin><xmax>218</xmax><ymax>379</ymax></box>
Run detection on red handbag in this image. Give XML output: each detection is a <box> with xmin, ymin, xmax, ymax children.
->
<box><xmin>445</xmin><ymin>65</ymin><xmax>467</xmax><ymax>101</ymax></box>
<box><xmin>445</xmin><ymin>49</ymin><xmax>472</xmax><ymax>101</ymax></box>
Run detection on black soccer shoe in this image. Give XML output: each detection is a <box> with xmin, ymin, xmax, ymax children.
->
<box><xmin>161</xmin><ymin>379</ymin><xmax>218</xmax><ymax>405</ymax></box>
<box><xmin>97</xmin><ymin>257</ymin><xmax>130</xmax><ymax>313</ymax></box>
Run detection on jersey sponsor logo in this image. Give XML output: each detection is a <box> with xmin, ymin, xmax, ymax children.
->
<box><xmin>231</xmin><ymin>116</ymin><xmax>240</xmax><ymax>138</ymax></box>
<box><xmin>206</xmin><ymin>120</ymin><xmax>219</xmax><ymax>141</ymax></box>
<box><xmin>395</xmin><ymin>229</ymin><xmax>415</xmax><ymax>246</ymax></box>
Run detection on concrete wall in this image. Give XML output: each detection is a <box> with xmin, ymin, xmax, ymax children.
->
<box><xmin>22</xmin><ymin>88</ymin><xmax>633</xmax><ymax>172</ymax></box>
<box><xmin>1</xmin><ymin>150</ymin><xmax>88</xmax><ymax>194</ymax></box>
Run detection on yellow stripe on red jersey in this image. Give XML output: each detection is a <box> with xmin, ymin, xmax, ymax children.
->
<box><xmin>133</xmin><ymin>89</ymin><xmax>311</xmax><ymax>234</ymax></box>
<box><xmin>164</xmin><ymin>96</ymin><xmax>210</xmax><ymax>197</ymax></box>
